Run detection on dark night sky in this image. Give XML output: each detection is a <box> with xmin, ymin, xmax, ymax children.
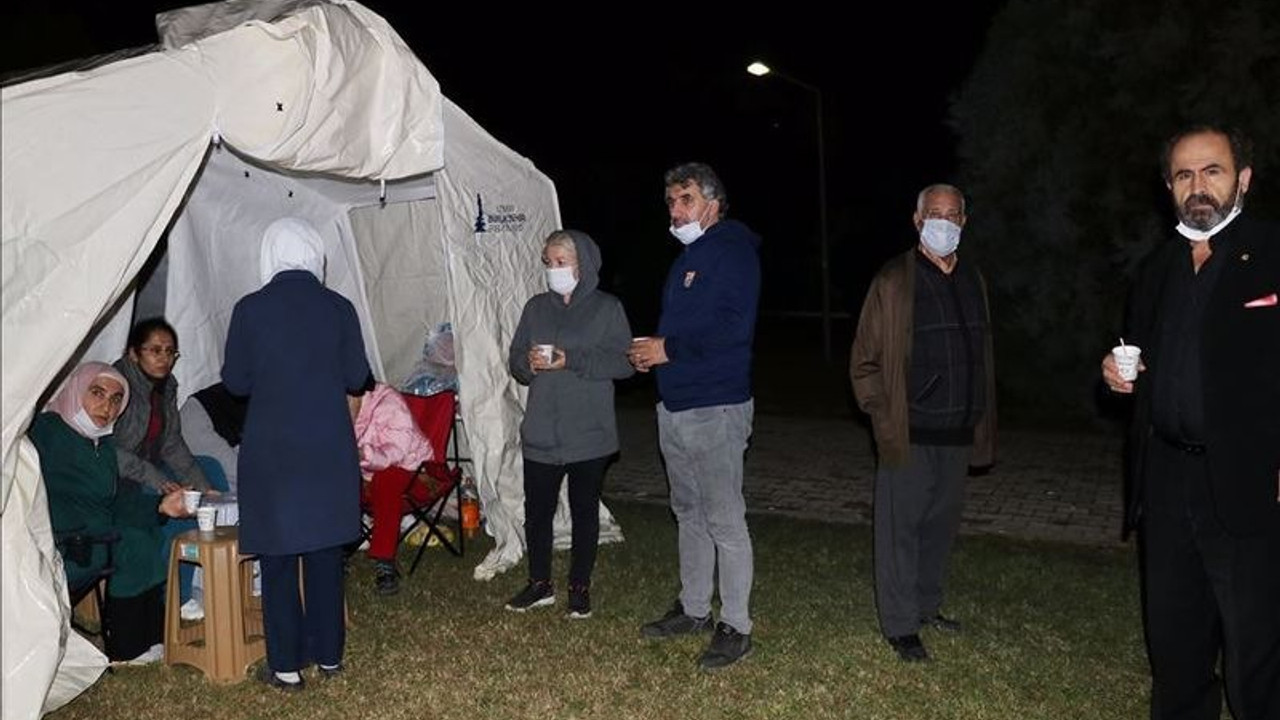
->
<box><xmin>1</xmin><ymin>1</ymin><xmax>1002</xmax><ymax>331</ymax></box>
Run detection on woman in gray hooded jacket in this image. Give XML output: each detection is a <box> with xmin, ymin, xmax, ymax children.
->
<box><xmin>505</xmin><ymin>229</ymin><xmax>634</xmax><ymax>619</ymax></box>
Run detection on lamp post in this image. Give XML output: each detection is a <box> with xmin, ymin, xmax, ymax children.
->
<box><xmin>747</xmin><ymin>61</ymin><xmax>831</xmax><ymax>363</ymax></box>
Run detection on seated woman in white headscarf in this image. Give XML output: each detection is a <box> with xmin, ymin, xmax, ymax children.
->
<box><xmin>28</xmin><ymin>362</ymin><xmax>190</xmax><ymax>664</ymax></box>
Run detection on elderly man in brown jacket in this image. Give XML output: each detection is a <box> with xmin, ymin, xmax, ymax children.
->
<box><xmin>850</xmin><ymin>183</ymin><xmax>996</xmax><ymax>663</ymax></box>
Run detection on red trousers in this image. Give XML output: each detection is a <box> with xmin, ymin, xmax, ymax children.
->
<box><xmin>363</xmin><ymin>467</ymin><xmax>429</xmax><ymax>562</ymax></box>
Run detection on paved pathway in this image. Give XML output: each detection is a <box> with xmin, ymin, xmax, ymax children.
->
<box><xmin>605</xmin><ymin>405</ymin><xmax>1128</xmax><ymax>548</ymax></box>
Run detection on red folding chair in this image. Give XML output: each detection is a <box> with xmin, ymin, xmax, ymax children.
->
<box><xmin>359</xmin><ymin>390</ymin><xmax>464</xmax><ymax>575</ymax></box>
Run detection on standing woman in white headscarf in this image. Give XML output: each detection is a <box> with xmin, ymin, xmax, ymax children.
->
<box><xmin>222</xmin><ymin>218</ymin><xmax>371</xmax><ymax>690</ymax></box>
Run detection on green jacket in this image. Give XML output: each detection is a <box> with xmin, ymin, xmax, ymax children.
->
<box><xmin>850</xmin><ymin>248</ymin><xmax>997</xmax><ymax>468</ymax></box>
<box><xmin>29</xmin><ymin>412</ymin><xmax>168</xmax><ymax>598</ymax></box>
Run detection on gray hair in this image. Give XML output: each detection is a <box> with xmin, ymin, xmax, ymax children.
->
<box><xmin>1160</xmin><ymin>124</ymin><xmax>1253</xmax><ymax>183</ymax></box>
<box><xmin>663</xmin><ymin>162</ymin><xmax>730</xmax><ymax>216</ymax></box>
<box><xmin>544</xmin><ymin>230</ymin><xmax>577</xmax><ymax>255</ymax></box>
<box><xmin>915</xmin><ymin>184</ymin><xmax>966</xmax><ymax>215</ymax></box>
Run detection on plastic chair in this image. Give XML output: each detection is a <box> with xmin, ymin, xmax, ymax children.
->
<box><xmin>359</xmin><ymin>390</ymin><xmax>465</xmax><ymax>575</ymax></box>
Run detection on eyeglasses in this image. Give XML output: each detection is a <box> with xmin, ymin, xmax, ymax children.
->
<box><xmin>141</xmin><ymin>345</ymin><xmax>181</xmax><ymax>359</ymax></box>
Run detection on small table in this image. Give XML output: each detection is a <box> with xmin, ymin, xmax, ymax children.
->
<box><xmin>164</xmin><ymin>527</ymin><xmax>264</xmax><ymax>683</ymax></box>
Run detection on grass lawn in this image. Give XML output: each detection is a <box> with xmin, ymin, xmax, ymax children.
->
<box><xmin>50</xmin><ymin>501</ymin><xmax>1148</xmax><ymax>720</ymax></box>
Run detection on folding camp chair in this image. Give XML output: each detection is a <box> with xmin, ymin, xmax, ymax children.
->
<box><xmin>359</xmin><ymin>390</ymin><xmax>465</xmax><ymax>575</ymax></box>
<box><xmin>56</xmin><ymin>527</ymin><xmax>121</xmax><ymax>644</ymax></box>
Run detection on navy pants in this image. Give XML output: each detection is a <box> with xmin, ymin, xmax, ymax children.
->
<box><xmin>259</xmin><ymin>545</ymin><xmax>346</xmax><ymax>672</ymax></box>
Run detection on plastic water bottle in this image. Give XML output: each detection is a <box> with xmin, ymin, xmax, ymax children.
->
<box><xmin>460</xmin><ymin>475</ymin><xmax>480</xmax><ymax>539</ymax></box>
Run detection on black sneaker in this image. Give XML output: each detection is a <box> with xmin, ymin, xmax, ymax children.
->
<box><xmin>920</xmin><ymin>613</ymin><xmax>962</xmax><ymax>633</ymax></box>
<box><xmin>257</xmin><ymin>664</ymin><xmax>305</xmax><ymax>692</ymax></box>
<box><xmin>317</xmin><ymin>663</ymin><xmax>344</xmax><ymax>679</ymax></box>
<box><xmin>640</xmin><ymin>600</ymin><xmax>712</xmax><ymax>638</ymax></box>
<box><xmin>887</xmin><ymin>633</ymin><xmax>930</xmax><ymax>662</ymax></box>
<box><xmin>699</xmin><ymin>622</ymin><xmax>753</xmax><ymax>672</ymax></box>
<box><xmin>373</xmin><ymin>560</ymin><xmax>399</xmax><ymax>596</ymax></box>
<box><xmin>505</xmin><ymin>580</ymin><xmax>555</xmax><ymax>612</ymax></box>
<box><xmin>566</xmin><ymin>584</ymin><xmax>591</xmax><ymax>620</ymax></box>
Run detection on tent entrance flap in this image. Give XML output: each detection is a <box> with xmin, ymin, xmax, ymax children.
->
<box><xmin>350</xmin><ymin>197</ymin><xmax>450</xmax><ymax>388</ymax></box>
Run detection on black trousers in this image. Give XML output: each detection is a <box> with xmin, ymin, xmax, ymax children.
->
<box><xmin>523</xmin><ymin>456</ymin><xmax>609</xmax><ymax>586</ymax></box>
<box><xmin>259</xmin><ymin>545</ymin><xmax>346</xmax><ymax>673</ymax></box>
<box><xmin>103</xmin><ymin>584</ymin><xmax>163</xmax><ymax>661</ymax></box>
<box><xmin>1140</xmin><ymin>440</ymin><xmax>1280</xmax><ymax>720</ymax></box>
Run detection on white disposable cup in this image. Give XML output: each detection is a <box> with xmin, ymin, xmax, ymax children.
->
<box><xmin>196</xmin><ymin>506</ymin><xmax>217</xmax><ymax>533</ymax></box>
<box><xmin>182</xmin><ymin>490</ymin><xmax>202</xmax><ymax>514</ymax></box>
<box><xmin>1112</xmin><ymin>345</ymin><xmax>1142</xmax><ymax>382</ymax></box>
<box><xmin>534</xmin><ymin>344</ymin><xmax>554</xmax><ymax>363</ymax></box>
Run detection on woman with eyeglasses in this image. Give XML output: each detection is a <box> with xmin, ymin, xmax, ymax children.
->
<box><xmin>113</xmin><ymin>317</ymin><xmax>212</xmax><ymax>495</ymax></box>
<box><xmin>113</xmin><ymin>317</ymin><xmax>226</xmax><ymax>614</ymax></box>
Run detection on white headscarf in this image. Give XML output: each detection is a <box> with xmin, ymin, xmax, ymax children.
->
<box><xmin>260</xmin><ymin>217</ymin><xmax>326</xmax><ymax>286</ymax></box>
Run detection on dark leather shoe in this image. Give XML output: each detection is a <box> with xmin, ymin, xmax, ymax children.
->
<box><xmin>920</xmin><ymin>613</ymin><xmax>962</xmax><ymax>633</ymax></box>
<box><xmin>257</xmin><ymin>665</ymin><xmax>305</xmax><ymax>692</ymax></box>
<box><xmin>887</xmin><ymin>634</ymin><xmax>929</xmax><ymax>662</ymax></box>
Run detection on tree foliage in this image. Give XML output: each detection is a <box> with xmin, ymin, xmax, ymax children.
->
<box><xmin>951</xmin><ymin>0</ymin><xmax>1279</xmax><ymax>423</ymax></box>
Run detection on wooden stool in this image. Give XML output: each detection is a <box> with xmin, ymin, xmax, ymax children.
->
<box><xmin>164</xmin><ymin>527</ymin><xmax>264</xmax><ymax>683</ymax></box>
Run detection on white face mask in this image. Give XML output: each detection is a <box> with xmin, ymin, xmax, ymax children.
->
<box><xmin>669</xmin><ymin>221</ymin><xmax>705</xmax><ymax>245</ymax></box>
<box><xmin>72</xmin><ymin>406</ymin><xmax>113</xmax><ymax>439</ymax></box>
<box><xmin>920</xmin><ymin>218</ymin><xmax>962</xmax><ymax>256</ymax></box>
<box><xmin>546</xmin><ymin>266</ymin><xmax>578</xmax><ymax>296</ymax></box>
<box><xmin>1176</xmin><ymin>206</ymin><xmax>1242</xmax><ymax>242</ymax></box>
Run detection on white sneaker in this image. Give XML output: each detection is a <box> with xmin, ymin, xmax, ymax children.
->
<box><xmin>125</xmin><ymin>643</ymin><xmax>165</xmax><ymax>665</ymax></box>
<box><xmin>180</xmin><ymin>598</ymin><xmax>205</xmax><ymax>621</ymax></box>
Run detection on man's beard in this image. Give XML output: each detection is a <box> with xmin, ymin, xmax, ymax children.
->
<box><xmin>1178</xmin><ymin>183</ymin><xmax>1242</xmax><ymax>231</ymax></box>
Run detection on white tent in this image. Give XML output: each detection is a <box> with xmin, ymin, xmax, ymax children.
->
<box><xmin>1</xmin><ymin>2</ymin><xmax>621</xmax><ymax>715</ymax></box>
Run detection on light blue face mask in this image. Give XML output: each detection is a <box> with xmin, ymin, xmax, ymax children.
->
<box><xmin>920</xmin><ymin>218</ymin><xmax>962</xmax><ymax>256</ymax></box>
<box><xmin>669</xmin><ymin>221</ymin><xmax>704</xmax><ymax>245</ymax></box>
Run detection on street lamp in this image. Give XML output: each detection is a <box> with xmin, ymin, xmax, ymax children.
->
<box><xmin>747</xmin><ymin>61</ymin><xmax>832</xmax><ymax>363</ymax></box>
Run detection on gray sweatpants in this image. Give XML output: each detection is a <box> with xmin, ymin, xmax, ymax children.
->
<box><xmin>657</xmin><ymin>400</ymin><xmax>754</xmax><ymax>635</ymax></box>
<box><xmin>874</xmin><ymin>443</ymin><xmax>970</xmax><ymax>638</ymax></box>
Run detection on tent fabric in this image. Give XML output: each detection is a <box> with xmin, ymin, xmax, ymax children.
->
<box><xmin>4</xmin><ymin>1</ymin><xmax>625</xmax><ymax>714</ymax></box>
<box><xmin>2</xmin><ymin>2</ymin><xmax>446</xmax><ymax>715</ymax></box>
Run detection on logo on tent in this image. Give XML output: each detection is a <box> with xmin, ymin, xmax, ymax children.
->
<box><xmin>473</xmin><ymin>193</ymin><xmax>528</xmax><ymax>235</ymax></box>
<box><xmin>474</xmin><ymin>194</ymin><xmax>488</xmax><ymax>233</ymax></box>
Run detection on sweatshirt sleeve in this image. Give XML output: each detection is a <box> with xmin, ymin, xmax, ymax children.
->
<box><xmin>663</xmin><ymin>240</ymin><xmax>760</xmax><ymax>362</ymax></box>
<box><xmin>508</xmin><ymin>302</ymin><xmax>536</xmax><ymax>385</ymax></box>
<box><xmin>159</xmin><ymin>407</ymin><xmax>210</xmax><ymax>491</ymax></box>
<box><xmin>565</xmin><ymin>298</ymin><xmax>635</xmax><ymax>381</ymax></box>
<box><xmin>115</xmin><ymin>444</ymin><xmax>175</xmax><ymax>493</ymax></box>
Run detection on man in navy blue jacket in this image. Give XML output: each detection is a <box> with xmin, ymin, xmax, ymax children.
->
<box><xmin>629</xmin><ymin>162</ymin><xmax>761</xmax><ymax>672</ymax></box>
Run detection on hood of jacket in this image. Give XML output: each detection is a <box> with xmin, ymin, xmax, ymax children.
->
<box><xmin>558</xmin><ymin>229</ymin><xmax>602</xmax><ymax>307</ymax></box>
